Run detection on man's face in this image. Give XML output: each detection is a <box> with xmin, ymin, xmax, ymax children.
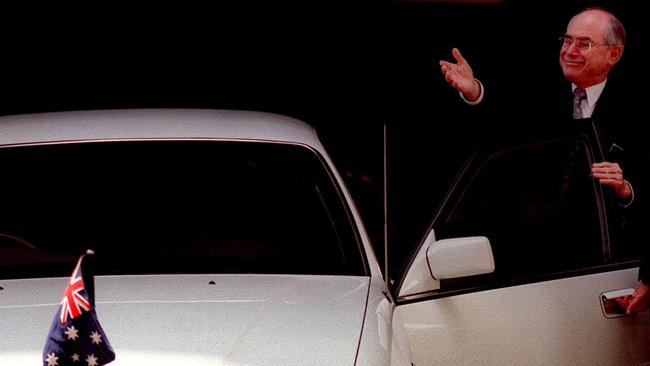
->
<box><xmin>559</xmin><ymin>10</ymin><xmax>621</xmax><ymax>88</ymax></box>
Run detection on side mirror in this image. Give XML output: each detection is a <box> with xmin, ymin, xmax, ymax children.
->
<box><xmin>398</xmin><ymin>230</ymin><xmax>495</xmax><ymax>299</ymax></box>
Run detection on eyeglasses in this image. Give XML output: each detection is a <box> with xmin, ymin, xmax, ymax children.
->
<box><xmin>559</xmin><ymin>35</ymin><xmax>609</xmax><ymax>53</ymax></box>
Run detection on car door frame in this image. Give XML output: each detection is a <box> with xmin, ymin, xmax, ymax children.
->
<box><xmin>391</xmin><ymin>120</ymin><xmax>649</xmax><ymax>365</ymax></box>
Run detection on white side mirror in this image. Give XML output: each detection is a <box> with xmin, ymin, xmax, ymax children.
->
<box><xmin>398</xmin><ymin>230</ymin><xmax>494</xmax><ymax>299</ymax></box>
<box><xmin>428</xmin><ymin>236</ymin><xmax>494</xmax><ymax>280</ymax></box>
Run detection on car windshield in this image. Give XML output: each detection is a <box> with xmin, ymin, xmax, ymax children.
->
<box><xmin>0</xmin><ymin>140</ymin><xmax>365</xmax><ymax>278</ymax></box>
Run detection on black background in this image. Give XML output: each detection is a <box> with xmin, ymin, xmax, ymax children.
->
<box><xmin>1</xmin><ymin>1</ymin><xmax>642</xmax><ymax>278</ymax></box>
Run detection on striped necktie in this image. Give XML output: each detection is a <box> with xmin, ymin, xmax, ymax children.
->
<box><xmin>573</xmin><ymin>87</ymin><xmax>587</xmax><ymax>119</ymax></box>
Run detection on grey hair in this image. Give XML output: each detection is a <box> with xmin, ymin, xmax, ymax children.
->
<box><xmin>604</xmin><ymin>15</ymin><xmax>626</xmax><ymax>46</ymax></box>
<box><xmin>579</xmin><ymin>7</ymin><xmax>626</xmax><ymax>46</ymax></box>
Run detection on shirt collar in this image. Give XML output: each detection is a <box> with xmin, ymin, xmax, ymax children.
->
<box><xmin>572</xmin><ymin>79</ymin><xmax>607</xmax><ymax>112</ymax></box>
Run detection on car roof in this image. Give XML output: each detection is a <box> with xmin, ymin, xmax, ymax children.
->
<box><xmin>0</xmin><ymin>109</ymin><xmax>323</xmax><ymax>149</ymax></box>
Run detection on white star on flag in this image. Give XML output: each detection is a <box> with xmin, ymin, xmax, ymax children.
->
<box><xmin>72</xmin><ymin>353</ymin><xmax>81</xmax><ymax>362</ymax></box>
<box><xmin>65</xmin><ymin>325</ymin><xmax>80</xmax><ymax>341</ymax></box>
<box><xmin>45</xmin><ymin>352</ymin><xmax>59</xmax><ymax>366</ymax></box>
<box><xmin>90</xmin><ymin>330</ymin><xmax>103</xmax><ymax>344</ymax></box>
<box><xmin>86</xmin><ymin>353</ymin><xmax>99</xmax><ymax>366</ymax></box>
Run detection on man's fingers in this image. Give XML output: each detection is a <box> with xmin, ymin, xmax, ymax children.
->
<box><xmin>446</xmin><ymin>74</ymin><xmax>459</xmax><ymax>87</ymax></box>
<box><xmin>592</xmin><ymin>161</ymin><xmax>620</xmax><ymax>169</ymax></box>
<box><xmin>592</xmin><ymin>171</ymin><xmax>623</xmax><ymax>179</ymax></box>
<box><xmin>591</xmin><ymin>172</ymin><xmax>623</xmax><ymax>181</ymax></box>
<box><xmin>592</xmin><ymin>168</ymin><xmax>623</xmax><ymax>174</ymax></box>
<box><xmin>440</xmin><ymin>61</ymin><xmax>455</xmax><ymax>70</ymax></box>
<box><xmin>452</xmin><ymin>48</ymin><xmax>466</xmax><ymax>65</ymax></box>
<box><xmin>627</xmin><ymin>296</ymin><xmax>642</xmax><ymax>314</ymax></box>
<box><xmin>591</xmin><ymin>164</ymin><xmax>623</xmax><ymax>176</ymax></box>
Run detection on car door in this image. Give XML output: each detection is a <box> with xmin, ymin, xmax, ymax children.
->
<box><xmin>394</xmin><ymin>128</ymin><xmax>650</xmax><ymax>365</ymax></box>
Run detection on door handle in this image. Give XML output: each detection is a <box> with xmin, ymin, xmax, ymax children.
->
<box><xmin>600</xmin><ymin>288</ymin><xmax>634</xmax><ymax>319</ymax></box>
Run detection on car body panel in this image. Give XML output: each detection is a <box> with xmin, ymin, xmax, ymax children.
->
<box><xmin>354</xmin><ymin>276</ymin><xmax>397</xmax><ymax>366</ymax></box>
<box><xmin>397</xmin><ymin>265</ymin><xmax>650</xmax><ymax>365</ymax></box>
<box><xmin>1</xmin><ymin>274</ymin><xmax>371</xmax><ymax>365</ymax></box>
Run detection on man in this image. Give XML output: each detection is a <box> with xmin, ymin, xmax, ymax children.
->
<box><xmin>439</xmin><ymin>7</ymin><xmax>649</xmax><ymax>314</ymax></box>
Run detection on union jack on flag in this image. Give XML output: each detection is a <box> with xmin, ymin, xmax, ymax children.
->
<box><xmin>59</xmin><ymin>256</ymin><xmax>92</xmax><ymax>324</ymax></box>
<box><xmin>43</xmin><ymin>254</ymin><xmax>115</xmax><ymax>366</ymax></box>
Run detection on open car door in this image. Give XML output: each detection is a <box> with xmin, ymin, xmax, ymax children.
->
<box><xmin>394</xmin><ymin>122</ymin><xmax>650</xmax><ymax>365</ymax></box>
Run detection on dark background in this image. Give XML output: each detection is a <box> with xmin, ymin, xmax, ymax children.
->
<box><xmin>1</xmin><ymin>1</ymin><xmax>642</xmax><ymax>279</ymax></box>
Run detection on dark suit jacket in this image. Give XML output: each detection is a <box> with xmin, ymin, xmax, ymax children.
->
<box><xmin>471</xmin><ymin>70</ymin><xmax>649</xmax><ymax>283</ymax></box>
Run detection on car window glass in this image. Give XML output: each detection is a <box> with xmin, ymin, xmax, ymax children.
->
<box><xmin>436</xmin><ymin>137</ymin><xmax>603</xmax><ymax>289</ymax></box>
<box><xmin>0</xmin><ymin>141</ymin><xmax>365</xmax><ymax>278</ymax></box>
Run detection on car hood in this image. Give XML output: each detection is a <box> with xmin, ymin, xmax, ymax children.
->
<box><xmin>0</xmin><ymin>274</ymin><xmax>370</xmax><ymax>365</ymax></box>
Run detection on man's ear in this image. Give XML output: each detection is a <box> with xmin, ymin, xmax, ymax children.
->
<box><xmin>609</xmin><ymin>44</ymin><xmax>624</xmax><ymax>65</ymax></box>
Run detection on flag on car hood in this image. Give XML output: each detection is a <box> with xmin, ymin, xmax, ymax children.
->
<box><xmin>43</xmin><ymin>254</ymin><xmax>115</xmax><ymax>366</ymax></box>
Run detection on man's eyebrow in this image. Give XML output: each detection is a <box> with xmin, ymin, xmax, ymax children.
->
<box><xmin>563</xmin><ymin>34</ymin><xmax>593</xmax><ymax>40</ymax></box>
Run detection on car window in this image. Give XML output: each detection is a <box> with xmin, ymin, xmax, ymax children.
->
<box><xmin>435</xmin><ymin>136</ymin><xmax>607</xmax><ymax>289</ymax></box>
<box><xmin>0</xmin><ymin>141</ymin><xmax>365</xmax><ymax>278</ymax></box>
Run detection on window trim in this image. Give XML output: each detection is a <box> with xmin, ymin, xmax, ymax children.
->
<box><xmin>394</xmin><ymin>132</ymin><xmax>619</xmax><ymax>304</ymax></box>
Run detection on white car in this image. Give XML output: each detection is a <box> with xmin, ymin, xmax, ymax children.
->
<box><xmin>0</xmin><ymin>109</ymin><xmax>647</xmax><ymax>365</ymax></box>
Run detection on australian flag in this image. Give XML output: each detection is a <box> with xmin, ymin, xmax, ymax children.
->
<box><xmin>43</xmin><ymin>254</ymin><xmax>115</xmax><ymax>366</ymax></box>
